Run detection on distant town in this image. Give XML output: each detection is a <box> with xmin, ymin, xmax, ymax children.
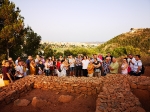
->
<box><xmin>40</xmin><ymin>41</ymin><xmax>104</xmax><ymax>47</ymax></box>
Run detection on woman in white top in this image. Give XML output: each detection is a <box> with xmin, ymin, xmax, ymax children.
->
<box><xmin>57</xmin><ymin>60</ymin><xmax>67</xmax><ymax>77</ymax></box>
<box><xmin>44</xmin><ymin>59</ymin><xmax>50</xmax><ymax>76</ymax></box>
<box><xmin>121</xmin><ymin>58</ymin><xmax>128</xmax><ymax>75</ymax></box>
<box><xmin>69</xmin><ymin>55</ymin><xmax>75</xmax><ymax>76</ymax></box>
<box><xmin>82</xmin><ymin>56</ymin><xmax>90</xmax><ymax>77</ymax></box>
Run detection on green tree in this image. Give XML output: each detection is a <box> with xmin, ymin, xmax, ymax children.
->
<box><xmin>0</xmin><ymin>0</ymin><xmax>25</xmax><ymax>59</ymax></box>
<box><xmin>55</xmin><ymin>52</ymin><xmax>63</xmax><ymax>59</ymax></box>
<box><xmin>23</xmin><ymin>26</ymin><xmax>41</xmax><ymax>56</ymax></box>
<box><xmin>64</xmin><ymin>49</ymin><xmax>72</xmax><ymax>57</ymax></box>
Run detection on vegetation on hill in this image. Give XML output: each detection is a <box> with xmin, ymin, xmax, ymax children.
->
<box><xmin>39</xmin><ymin>28</ymin><xmax>150</xmax><ymax>64</ymax></box>
<box><xmin>97</xmin><ymin>28</ymin><xmax>150</xmax><ymax>57</ymax></box>
<box><xmin>38</xmin><ymin>43</ymin><xmax>98</xmax><ymax>58</ymax></box>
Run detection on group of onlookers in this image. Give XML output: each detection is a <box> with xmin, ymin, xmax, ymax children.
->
<box><xmin>0</xmin><ymin>53</ymin><xmax>144</xmax><ymax>87</ymax></box>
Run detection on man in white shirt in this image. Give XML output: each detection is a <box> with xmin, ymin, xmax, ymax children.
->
<box><xmin>130</xmin><ymin>55</ymin><xmax>142</xmax><ymax>76</ymax></box>
<box><xmin>15</xmin><ymin>57</ymin><xmax>21</xmax><ymax>66</ymax></box>
<box><xmin>128</xmin><ymin>54</ymin><xmax>136</xmax><ymax>74</ymax></box>
<box><xmin>15</xmin><ymin>60</ymin><xmax>24</xmax><ymax>79</ymax></box>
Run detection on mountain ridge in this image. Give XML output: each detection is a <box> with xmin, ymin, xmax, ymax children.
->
<box><xmin>98</xmin><ymin>28</ymin><xmax>150</xmax><ymax>55</ymax></box>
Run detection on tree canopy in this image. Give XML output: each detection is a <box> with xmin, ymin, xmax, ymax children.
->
<box><xmin>0</xmin><ymin>0</ymin><xmax>41</xmax><ymax>62</ymax></box>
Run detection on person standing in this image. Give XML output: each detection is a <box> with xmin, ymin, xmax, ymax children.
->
<box><xmin>30</xmin><ymin>60</ymin><xmax>36</xmax><ymax>75</ymax></box>
<box><xmin>8</xmin><ymin>57</ymin><xmax>16</xmax><ymax>79</ymax></box>
<box><xmin>2</xmin><ymin>61</ymin><xmax>13</xmax><ymax>86</ymax></box>
<box><xmin>49</xmin><ymin>58</ymin><xmax>54</xmax><ymax>76</ymax></box>
<box><xmin>44</xmin><ymin>59</ymin><xmax>50</xmax><ymax>76</ymax></box>
<box><xmin>105</xmin><ymin>52</ymin><xmax>113</xmax><ymax>62</ymax></box>
<box><xmin>26</xmin><ymin>56</ymin><xmax>32</xmax><ymax>75</ymax></box>
<box><xmin>87</xmin><ymin>60</ymin><xmax>94</xmax><ymax>77</ymax></box>
<box><xmin>22</xmin><ymin>62</ymin><xmax>28</xmax><ymax>77</ymax></box>
<box><xmin>64</xmin><ymin>58</ymin><xmax>69</xmax><ymax>76</ymax></box>
<box><xmin>75</xmin><ymin>55</ymin><xmax>82</xmax><ymax>77</ymax></box>
<box><xmin>35</xmin><ymin>55</ymin><xmax>41</xmax><ymax>65</ymax></box>
<box><xmin>109</xmin><ymin>57</ymin><xmax>119</xmax><ymax>74</ymax></box>
<box><xmin>102</xmin><ymin>57</ymin><xmax>110</xmax><ymax>76</ymax></box>
<box><xmin>130</xmin><ymin>55</ymin><xmax>142</xmax><ymax>76</ymax></box>
<box><xmin>69</xmin><ymin>55</ymin><xmax>75</xmax><ymax>76</ymax></box>
<box><xmin>128</xmin><ymin>54</ymin><xmax>136</xmax><ymax>75</ymax></box>
<box><xmin>38</xmin><ymin>60</ymin><xmax>45</xmax><ymax>75</ymax></box>
<box><xmin>59</xmin><ymin>55</ymin><xmax>63</xmax><ymax>61</ymax></box>
<box><xmin>57</xmin><ymin>60</ymin><xmax>67</xmax><ymax>77</ymax></box>
<box><xmin>121</xmin><ymin>58</ymin><xmax>128</xmax><ymax>75</ymax></box>
<box><xmin>93</xmin><ymin>58</ymin><xmax>101</xmax><ymax>77</ymax></box>
<box><xmin>82</xmin><ymin>56</ymin><xmax>89</xmax><ymax>77</ymax></box>
<box><xmin>15</xmin><ymin>60</ymin><xmax>24</xmax><ymax>79</ymax></box>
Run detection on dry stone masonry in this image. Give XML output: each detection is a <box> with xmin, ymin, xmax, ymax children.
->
<box><xmin>96</xmin><ymin>74</ymin><xmax>146</xmax><ymax>112</ymax></box>
<box><xmin>0</xmin><ymin>74</ymin><xmax>150</xmax><ymax>112</ymax></box>
<box><xmin>128</xmin><ymin>76</ymin><xmax>150</xmax><ymax>111</ymax></box>
<box><xmin>34</xmin><ymin>76</ymin><xmax>104</xmax><ymax>95</ymax></box>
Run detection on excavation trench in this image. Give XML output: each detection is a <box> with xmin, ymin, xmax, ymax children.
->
<box><xmin>0</xmin><ymin>75</ymin><xmax>149</xmax><ymax>112</ymax></box>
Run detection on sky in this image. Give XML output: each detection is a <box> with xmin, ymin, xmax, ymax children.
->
<box><xmin>11</xmin><ymin>0</ymin><xmax>150</xmax><ymax>42</ymax></box>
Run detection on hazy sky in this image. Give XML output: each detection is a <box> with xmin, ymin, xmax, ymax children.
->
<box><xmin>11</xmin><ymin>0</ymin><xmax>150</xmax><ymax>42</ymax></box>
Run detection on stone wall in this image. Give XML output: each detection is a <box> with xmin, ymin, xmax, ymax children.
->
<box><xmin>0</xmin><ymin>75</ymin><xmax>149</xmax><ymax>112</ymax></box>
<box><xmin>0</xmin><ymin>76</ymin><xmax>34</xmax><ymax>105</ymax></box>
<box><xmin>0</xmin><ymin>75</ymin><xmax>103</xmax><ymax>106</ymax></box>
<box><xmin>34</xmin><ymin>76</ymin><xmax>103</xmax><ymax>95</ymax></box>
<box><xmin>96</xmin><ymin>74</ymin><xmax>145</xmax><ymax>112</ymax></box>
<box><xmin>128</xmin><ymin>76</ymin><xmax>150</xmax><ymax>111</ymax></box>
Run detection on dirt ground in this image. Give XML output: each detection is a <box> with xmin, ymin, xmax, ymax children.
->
<box><xmin>0</xmin><ymin>89</ymin><xmax>97</xmax><ymax>112</ymax></box>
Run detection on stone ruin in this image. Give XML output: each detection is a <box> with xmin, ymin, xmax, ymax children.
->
<box><xmin>0</xmin><ymin>74</ymin><xmax>150</xmax><ymax>112</ymax></box>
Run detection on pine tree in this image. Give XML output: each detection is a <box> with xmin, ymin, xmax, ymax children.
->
<box><xmin>0</xmin><ymin>0</ymin><xmax>25</xmax><ymax>59</ymax></box>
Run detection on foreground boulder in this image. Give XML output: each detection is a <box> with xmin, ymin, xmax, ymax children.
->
<box><xmin>58</xmin><ymin>95</ymin><xmax>74</xmax><ymax>103</ymax></box>
<box><xmin>14</xmin><ymin>99</ymin><xmax>30</xmax><ymax>106</ymax></box>
<box><xmin>31</xmin><ymin>97</ymin><xmax>48</xmax><ymax>108</ymax></box>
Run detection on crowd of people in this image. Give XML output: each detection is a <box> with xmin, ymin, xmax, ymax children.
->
<box><xmin>0</xmin><ymin>53</ymin><xmax>144</xmax><ymax>86</ymax></box>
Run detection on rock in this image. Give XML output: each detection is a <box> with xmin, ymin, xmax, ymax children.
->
<box><xmin>76</xmin><ymin>94</ymin><xmax>84</xmax><ymax>99</ymax></box>
<box><xmin>86</xmin><ymin>83</ymin><xmax>92</xmax><ymax>87</ymax></box>
<box><xmin>55</xmin><ymin>92</ymin><xmax>59</xmax><ymax>94</ymax></box>
<box><xmin>80</xmin><ymin>87</ymin><xmax>87</xmax><ymax>91</ymax></box>
<box><xmin>137</xmin><ymin>85</ymin><xmax>147</xmax><ymax>90</ymax></box>
<box><xmin>14</xmin><ymin>99</ymin><xmax>30</xmax><ymax>106</ymax></box>
<box><xmin>72</xmin><ymin>84</ymin><xmax>79</xmax><ymax>87</ymax></box>
<box><xmin>58</xmin><ymin>95</ymin><xmax>73</xmax><ymax>103</ymax></box>
<box><xmin>136</xmin><ymin>106</ymin><xmax>146</xmax><ymax>112</ymax></box>
<box><xmin>130</xmin><ymin>83</ymin><xmax>137</xmax><ymax>89</ymax></box>
<box><xmin>31</xmin><ymin>97</ymin><xmax>48</xmax><ymax>108</ymax></box>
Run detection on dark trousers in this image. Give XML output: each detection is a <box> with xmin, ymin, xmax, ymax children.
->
<box><xmin>76</xmin><ymin>66</ymin><xmax>82</xmax><ymax>77</ymax></box>
<box><xmin>130</xmin><ymin>71</ymin><xmax>141</xmax><ymax>76</ymax></box>
<box><xmin>45</xmin><ymin>70</ymin><xmax>50</xmax><ymax>76</ymax></box>
<box><xmin>82</xmin><ymin>69</ymin><xmax>88</xmax><ymax>77</ymax></box>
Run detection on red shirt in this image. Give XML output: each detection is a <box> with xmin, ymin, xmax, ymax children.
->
<box><xmin>56</xmin><ymin>62</ymin><xmax>61</xmax><ymax>69</ymax></box>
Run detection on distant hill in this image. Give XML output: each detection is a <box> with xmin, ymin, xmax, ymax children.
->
<box><xmin>98</xmin><ymin>28</ymin><xmax>150</xmax><ymax>55</ymax></box>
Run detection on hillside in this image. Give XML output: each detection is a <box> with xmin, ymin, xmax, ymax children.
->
<box><xmin>98</xmin><ymin>28</ymin><xmax>150</xmax><ymax>55</ymax></box>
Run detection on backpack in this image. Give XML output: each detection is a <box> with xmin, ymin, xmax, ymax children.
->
<box><xmin>141</xmin><ymin>65</ymin><xmax>145</xmax><ymax>74</ymax></box>
<box><xmin>128</xmin><ymin>66</ymin><xmax>131</xmax><ymax>73</ymax></box>
<box><xmin>137</xmin><ymin>62</ymin><xmax>145</xmax><ymax>74</ymax></box>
